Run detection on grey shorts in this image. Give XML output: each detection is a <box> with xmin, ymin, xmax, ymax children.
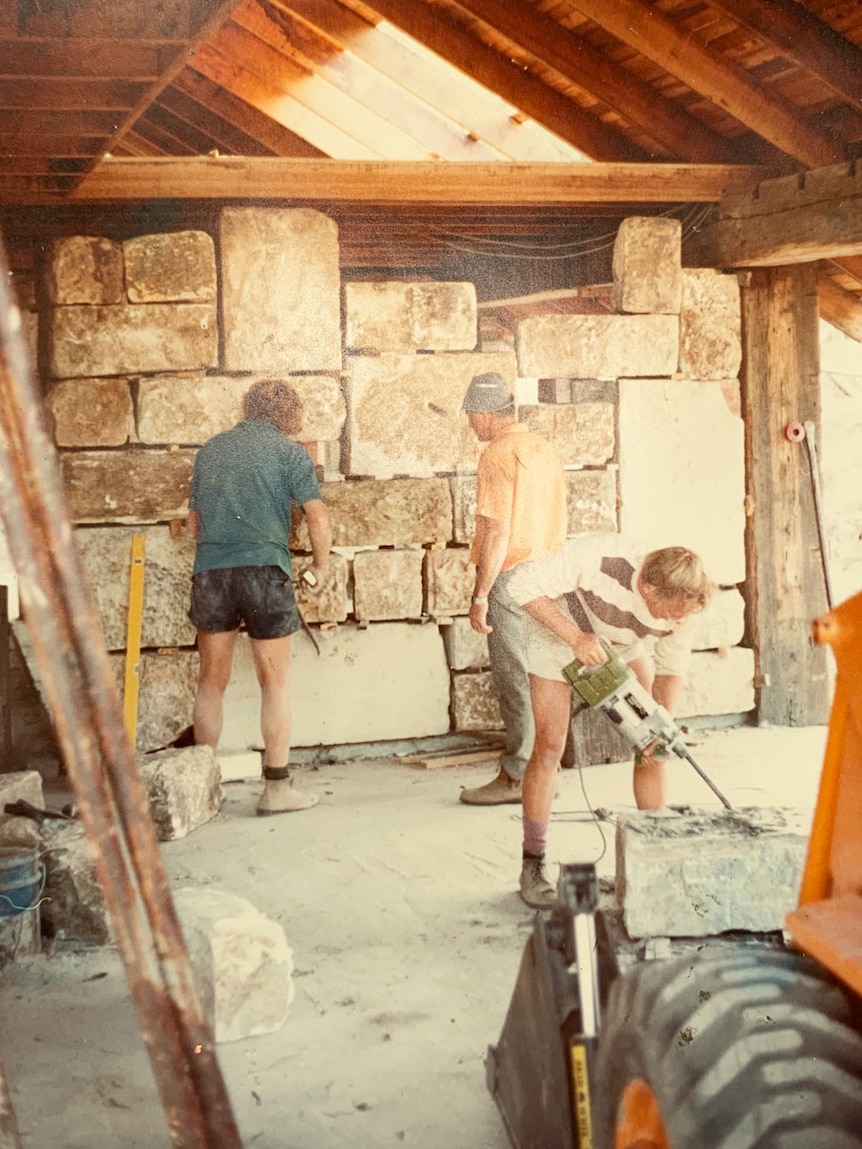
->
<box><xmin>189</xmin><ymin>566</ymin><xmax>301</xmax><ymax>640</ymax></box>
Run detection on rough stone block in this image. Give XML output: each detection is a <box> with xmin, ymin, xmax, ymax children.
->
<box><xmin>174</xmin><ymin>887</ymin><xmax>294</xmax><ymax>1044</ymax></box>
<box><xmin>110</xmin><ymin>648</ymin><xmax>198</xmax><ymax>753</ymax></box>
<box><xmin>293</xmin><ymin>552</ymin><xmax>349</xmax><ymax>624</ymax></box>
<box><xmin>612</xmin><ymin>217</ymin><xmax>682</xmax><ymax>314</ymax></box>
<box><xmin>442</xmin><ymin>617</ymin><xmax>489</xmax><ymax>670</ymax></box>
<box><xmin>352</xmin><ymin>549</ymin><xmax>424</xmax><ymax>621</ymax></box>
<box><xmin>679</xmin><ymin>269</ymin><xmax>742</xmax><ymax>381</ymax></box>
<box><xmin>618</xmin><ymin>380</ymin><xmax>745</xmax><ymax>585</ymax></box>
<box><xmin>41</xmin><ymin>822</ymin><xmax>110</xmax><ymax>945</ymax></box>
<box><xmin>137</xmin><ymin>745</ymin><xmax>221</xmax><ymax>841</ymax></box>
<box><xmin>123</xmin><ymin>230</ymin><xmax>217</xmax><ymax>303</ymax></box>
<box><xmin>47</xmin><ymin>378</ymin><xmax>134</xmax><ymax>448</ymax></box>
<box><xmin>46</xmin><ymin>236</ymin><xmax>124</xmax><ymax>305</ymax></box>
<box><xmin>516</xmin><ymin>314</ymin><xmax>679</xmax><ymax>380</ymax></box>
<box><xmin>344</xmin><ymin>281</ymin><xmax>477</xmax><ymax>351</ymax></box>
<box><xmin>49</xmin><ymin>303</ymin><xmax>217</xmax><ymax>378</ymax></box>
<box><xmin>220</xmin><ymin>625</ymin><xmax>450</xmax><ymax>749</ymax></box>
<box><xmin>0</xmin><ymin>772</ymin><xmax>44</xmax><ymax>811</ymax></box>
<box><xmin>616</xmin><ymin>807</ymin><xmax>808</xmax><ymax>938</ymax></box>
<box><xmin>451</xmin><ymin>672</ymin><xmax>503</xmax><ymax>732</ymax></box>
<box><xmin>346</xmin><ymin>352</ymin><xmax>515</xmax><ymax>478</ymax></box>
<box><xmin>566</xmin><ymin>470</ymin><xmax>618</xmax><ymax>535</ymax></box>
<box><xmin>450</xmin><ymin>474</ymin><xmax>477</xmax><ymax>545</ymax></box>
<box><xmin>286</xmin><ymin>375</ymin><xmax>347</xmax><ymax>443</ymax></box>
<box><xmin>77</xmin><ymin>525</ymin><xmax>196</xmax><ymax>650</ymax></box>
<box><xmin>678</xmin><ymin>647</ymin><xmax>755</xmax><ymax>717</ymax></box>
<box><xmin>290</xmin><ymin>478</ymin><xmax>452</xmax><ymax>549</ymax></box>
<box><xmin>689</xmin><ymin>588</ymin><xmax>745</xmax><ymax>651</ymax></box>
<box><xmin>519</xmin><ymin>402</ymin><xmax>614</xmax><ymax>466</ymax></box>
<box><xmin>425</xmin><ymin>548</ymin><xmax>473</xmax><ymax>616</ymax></box>
<box><xmin>62</xmin><ymin>449</ymin><xmax>196</xmax><ymax>524</ymax></box>
<box><xmin>220</xmin><ymin>206</ymin><xmax>341</xmax><ymax>373</ymax></box>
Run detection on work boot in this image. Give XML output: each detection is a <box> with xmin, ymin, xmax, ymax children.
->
<box><xmin>519</xmin><ymin>855</ymin><xmax>557</xmax><ymax>909</ymax></box>
<box><xmin>256</xmin><ymin>766</ymin><xmax>319</xmax><ymax>816</ymax></box>
<box><xmin>459</xmin><ymin>766</ymin><xmax>522</xmax><ymax>806</ymax></box>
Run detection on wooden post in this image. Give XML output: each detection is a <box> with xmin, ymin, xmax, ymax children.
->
<box><xmin>740</xmin><ymin>265</ymin><xmax>831</xmax><ymax>725</ymax></box>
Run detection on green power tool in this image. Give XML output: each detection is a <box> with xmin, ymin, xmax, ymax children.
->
<box><xmin>562</xmin><ymin>644</ymin><xmax>733</xmax><ymax>810</ymax></box>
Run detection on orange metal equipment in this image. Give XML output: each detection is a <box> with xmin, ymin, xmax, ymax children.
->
<box><xmin>785</xmin><ymin>589</ymin><xmax>862</xmax><ymax>998</ymax></box>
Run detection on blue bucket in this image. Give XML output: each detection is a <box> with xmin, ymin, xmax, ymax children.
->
<box><xmin>0</xmin><ymin>846</ymin><xmax>43</xmax><ymax>917</ymax></box>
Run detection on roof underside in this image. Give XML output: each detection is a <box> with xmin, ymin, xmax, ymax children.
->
<box><xmin>3</xmin><ymin>0</ymin><xmax>862</xmax><ymax>327</ymax></box>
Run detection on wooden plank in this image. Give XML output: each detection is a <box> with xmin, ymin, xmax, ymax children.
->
<box><xmin>740</xmin><ymin>265</ymin><xmax>830</xmax><ymax>726</ymax></box>
<box><xmin>70</xmin><ymin>157</ymin><xmax>768</xmax><ymax>203</ymax></box>
<box><xmin>0</xmin><ymin>110</ymin><xmax>125</xmax><ymax>136</ymax></box>
<box><xmin>400</xmin><ymin>748</ymin><xmax>502</xmax><ymax>770</ymax></box>
<box><xmin>452</xmin><ymin>0</ymin><xmax>740</xmax><ymax>164</ymax></box>
<box><xmin>0</xmin><ymin>38</ymin><xmax>172</xmax><ymax>79</ymax></box>
<box><xmin>158</xmin><ymin>86</ymin><xmax>277</xmax><ymax>157</ymax></box>
<box><xmin>685</xmin><ymin>162</ymin><xmax>862</xmax><ymax>267</ymax></box>
<box><xmin>569</xmin><ymin>0</ymin><xmax>841</xmax><ymax>167</ymax></box>
<box><xmin>818</xmin><ymin>275</ymin><xmax>862</xmax><ymax>343</ymax></box>
<box><xmin>16</xmin><ymin>0</ymin><xmax>228</xmax><ymax>40</ymax></box>
<box><xmin>0</xmin><ymin>79</ymin><xmax>144</xmax><ymax>110</ymax></box>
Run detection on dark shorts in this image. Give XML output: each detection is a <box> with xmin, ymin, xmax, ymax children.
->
<box><xmin>189</xmin><ymin>566</ymin><xmax>301</xmax><ymax>640</ymax></box>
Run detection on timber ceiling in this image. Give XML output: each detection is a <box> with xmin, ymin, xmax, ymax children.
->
<box><xmin>3</xmin><ymin>0</ymin><xmax>862</xmax><ymax>327</ymax></box>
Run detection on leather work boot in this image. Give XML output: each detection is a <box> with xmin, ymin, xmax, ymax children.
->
<box><xmin>256</xmin><ymin>767</ymin><xmax>319</xmax><ymax>816</ymax></box>
<box><xmin>519</xmin><ymin>855</ymin><xmax>557</xmax><ymax>909</ymax></box>
<box><xmin>459</xmin><ymin>766</ymin><xmax>522</xmax><ymax>806</ymax></box>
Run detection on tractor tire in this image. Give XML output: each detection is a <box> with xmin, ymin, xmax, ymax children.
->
<box><xmin>595</xmin><ymin>945</ymin><xmax>862</xmax><ymax>1149</ymax></box>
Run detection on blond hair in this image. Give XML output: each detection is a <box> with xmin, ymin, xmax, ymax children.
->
<box><xmin>243</xmin><ymin>379</ymin><xmax>303</xmax><ymax>436</ymax></box>
<box><xmin>640</xmin><ymin>547</ymin><xmax>715</xmax><ymax>608</ymax></box>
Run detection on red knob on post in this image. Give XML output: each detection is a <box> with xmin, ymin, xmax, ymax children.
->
<box><xmin>784</xmin><ymin>422</ymin><xmax>805</xmax><ymax>443</ymax></box>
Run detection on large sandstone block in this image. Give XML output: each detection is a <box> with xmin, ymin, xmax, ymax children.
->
<box><xmin>425</xmin><ymin>548</ymin><xmax>473</xmax><ymax>617</ymax></box>
<box><xmin>566</xmin><ymin>470</ymin><xmax>618</xmax><ymax>535</ymax></box>
<box><xmin>519</xmin><ymin>402</ymin><xmax>614</xmax><ymax>465</ymax></box>
<box><xmin>220</xmin><ymin>206</ymin><xmax>341</xmax><ymax>373</ymax></box>
<box><xmin>46</xmin><ymin>236</ymin><xmax>124</xmax><ymax>305</ymax></box>
<box><xmin>451</xmin><ymin>671</ymin><xmax>503</xmax><ymax>732</ymax></box>
<box><xmin>450</xmin><ymin>473</ymin><xmax>478</xmax><ymax>546</ymax></box>
<box><xmin>616</xmin><ymin>807</ymin><xmax>808</xmax><ymax>938</ymax></box>
<box><xmin>346</xmin><ymin>352</ymin><xmax>515</xmax><ymax>478</ymax></box>
<box><xmin>110</xmin><ymin>649</ymin><xmax>198</xmax><ymax>753</ymax></box>
<box><xmin>612</xmin><ymin>217</ymin><xmax>682</xmax><ymax>314</ymax></box>
<box><xmin>137</xmin><ymin>745</ymin><xmax>221</xmax><ymax>841</ymax></box>
<box><xmin>174</xmin><ymin>888</ymin><xmax>294</xmax><ymax>1044</ymax></box>
<box><xmin>689</xmin><ymin>588</ymin><xmax>746</xmax><ymax>651</ymax></box>
<box><xmin>290</xmin><ymin>478</ymin><xmax>452</xmax><ymax>549</ymax></box>
<box><xmin>49</xmin><ymin>303</ymin><xmax>217</xmax><ymax>378</ymax></box>
<box><xmin>353</xmin><ymin>548</ymin><xmax>424</xmax><ymax>621</ymax></box>
<box><xmin>123</xmin><ymin>231</ymin><xmax>217</xmax><ymax>303</ymax></box>
<box><xmin>679</xmin><ymin>269</ymin><xmax>742</xmax><ymax>381</ymax></box>
<box><xmin>516</xmin><ymin>314</ymin><xmax>679</xmax><ymax>380</ymax></box>
<box><xmin>618</xmin><ymin>379</ymin><xmax>745</xmax><ymax>585</ymax></box>
<box><xmin>220</xmin><ymin>625</ymin><xmax>450</xmax><ymax>749</ymax></box>
<box><xmin>77</xmin><ymin>525</ymin><xmax>196</xmax><ymax>650</ymax></box>
<box><xmin>47</xmin><ymin>378</ymin><xmax>134</xmax><ymax>447</ymax></box>
<box><xmin>41</xmin><ymin>822</ymin><xmax>110</xmax><ymax>946</ymax></box>
<box><xmin>677</xmin><ymin>647</ymin><xmax>755</xmax><ymax>717</ymax></box>
<box><xmin>137</xmin><ymin>374</ymin><xmax>346</xmax><ymax>445</ymax></box>
<box><xmin>62</xmin><ymin>449</ymin><xmax>196</xmax><ymax>524</ymax></box>
<box><xmin>344</xmin><ymin>281</ymin><xmax>477</xmax><ymax>351</ymax></box>
<box><xmin>442</xmin><ymin>617</ymin><xmax>489</xmax><ymax>670</ymax></box>
<box><xmin>293</xmin><ymin>552</ymin><xmax>349</xmax><ymax>624</ymax></box>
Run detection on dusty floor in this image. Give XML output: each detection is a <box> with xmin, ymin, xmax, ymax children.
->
<box><xmin>0</xmin><ymin>723</ymin><xmax>829</xmax><ymax>1149</ymax></box>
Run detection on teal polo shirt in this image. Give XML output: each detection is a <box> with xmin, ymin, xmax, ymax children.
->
<box><xmin>189</xmin><ymin>419</ymin><xmax>322</xmax><ymax>576</ymax></box>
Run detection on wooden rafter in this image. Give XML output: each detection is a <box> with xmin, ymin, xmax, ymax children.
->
<box><xmin>818</xmin><ymin>275</ymin><xmax>862</xmax><ymax>343</ymax></box>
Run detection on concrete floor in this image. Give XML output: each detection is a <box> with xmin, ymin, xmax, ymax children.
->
<box><xmin>0</xmin><ymin>723</ymin><xmax>829</xmax><ymax>1149</ymax></box>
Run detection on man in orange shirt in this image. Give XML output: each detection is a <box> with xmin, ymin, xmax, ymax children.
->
<box><xmin>460</xmin><ymin>372</ymin><xmax>568</xmax><ymax>815</ymax></box>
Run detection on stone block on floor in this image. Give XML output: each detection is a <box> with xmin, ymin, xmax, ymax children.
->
<box><xmin>173</xmin><ymin>887</ymin><xmax>295</xmax><ymax>1044</ymax></box>
<box><xmin>41</xmin><ymin>822</ymin><xmax>111</xmax><ymax>946</ymax></box>
<box><xmin>136</xmin><ymin>745</ymin><xmax>221</xmax><ymax>841</ymax></box>
<box><xmin>615</xmin><ymin>806</ymin><xmax>809</xmax><ymax>939</ymax></box>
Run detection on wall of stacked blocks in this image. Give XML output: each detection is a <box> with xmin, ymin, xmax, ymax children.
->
<box><xmin>11</xmin><ymin>206</ymin><xmax>754</xmax><ymax>754</ymax></box>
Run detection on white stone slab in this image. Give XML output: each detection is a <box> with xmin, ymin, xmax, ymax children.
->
<box><xmin>220</xmin><ymin>624</ymin><xmax>450</xmax><ymax>749</ymax></box>
<box><xmin>344</xmin><ymin>281</ymin><xmax>477</xmax><ymax>351</ymax></box>
<box><xmin>618</xmin><ymin>379</ymin><xmax>745</xmax><ymax>585</ymax></box>
<box><xmin>689</xmin><ymin>588</ymin><xmax>746</xmax><ymax>651</ymax></box>
<box><xmin>677</xmin><ymin>647</ymin><xmax>755</xmax><ymax>718</ymax></box>
<box><xmin>516</xmin><ymin>314</ymin><xmax>679</xmax><ymax>380</ymax></box>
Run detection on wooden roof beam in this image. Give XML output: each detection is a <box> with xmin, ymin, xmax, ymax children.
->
<box><xmin>684</xmin><ymin>162</ymin><xmax>862</xmax><ymax>268</ymax></box>
<box><xmin>818</xmin><ymin>275</ymin><xmax>862</xmax><ymax>343</ymax></box>
<box><xmin>71</xmin><ymin>156</ymin><xmax>768</xmax><ymax>202</ymax></box>
<box><xmin>450</xmin><ymin>0</ymin><xmax>741</xmax><ymax>163</ymax></box>
<box><xmin>344</xmin><ymin>0</ymin><xmax>649</xmax><ymax>162</ymax></box>
<box><xmin>568</xmin><ymin>0</ymin><xmax>843</xmax><ymax>168</ymax></box>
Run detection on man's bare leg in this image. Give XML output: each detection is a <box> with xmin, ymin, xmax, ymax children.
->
<box><xmin>193</xmin><ymin>629</ymin><xmax>238</xmax><ymax>748</ymax></box>
<box><xmin>519</xmin><ymin>675</ymin><xmax>571</xmax><ymax>908</ymax></box>
<box><xmin>627</xmin><ymin>656</ymin><xmax>668</xmax><ymax>810</ymax></box>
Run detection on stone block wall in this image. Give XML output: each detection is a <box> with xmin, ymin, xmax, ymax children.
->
<box><xmin>31</xmin><ymin>208</ymin><xmax>751</xmax><ymax>754</ymax></box>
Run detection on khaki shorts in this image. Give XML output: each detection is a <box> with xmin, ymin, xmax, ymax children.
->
<box><xmin>522</xmin><ymin>612</ymin><xmax>646</xmax><ymax>681</ymax></box>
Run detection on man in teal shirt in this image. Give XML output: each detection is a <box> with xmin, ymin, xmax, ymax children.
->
<box><xmin>188</xmin><ymin>378</ymin><xmax>331</xmax><ymax>816</ymax></box>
